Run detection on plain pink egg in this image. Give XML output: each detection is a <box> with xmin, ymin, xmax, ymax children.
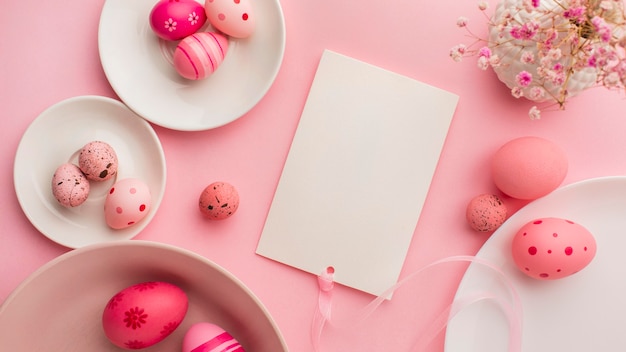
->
<box><xmin>491</xmin><ymin>136</ymin><xmax>568</xmax><ymax>200</ymax></box>
<box><xmin>102</xmin><ymin>281</ymin><xmax>188</xmax><ymax>349</ymax></box>
<box><xmin>511</xmin><ymin>217</ymin><xmax>596</xmax><ymax>280</ymax></box>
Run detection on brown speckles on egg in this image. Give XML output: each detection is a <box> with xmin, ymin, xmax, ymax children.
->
<box><xmin>466</xmin><ymin>194</ymin><xmax>507</xmax><ymax>232</ymax></box>
<box><xmin>198</xmin><ymin>182</ymin><xmax>239</xmax><ymax>220</ymax></box>
<box><xmin>51</xmin><ymin>163</ymin><xmax>90</xmax><ymax>207</ymax></box>
<box><xmin>78</xmin><ymin>141</ymin><xmax>118</xmax><ymax>182</ymax></box>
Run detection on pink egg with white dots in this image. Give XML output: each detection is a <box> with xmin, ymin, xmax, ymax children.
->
<box><xmin>104</xmin><ymin>178</ymin><xmax>152</xmax><ymax>230</ymax></box>
<box><xmin>512</xmin><ymin>217</ymin><xmax>597</xmax><ymax>280</ymax></box>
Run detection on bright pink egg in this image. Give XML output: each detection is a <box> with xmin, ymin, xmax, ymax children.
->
<box><xmin>102</xmin><ymin>281</ymin><xmax>188</xmax><ymax>349</ymax></box>
<box><xmin>150</xmin><ymin>0</ymin><xmax>207</xmax><ymax>41</ymax></box>
<box><xmin>512</xmin><ymin>217</ymin><xmax>597</xmax><ymax>280</ymax></box>
<box><xmin>205</xmin><ymin>0</ymin><xmax>255</xmax><ymax>38</ymax></box>
<box><xmin>104</xmin><ymin>178</ymin><xmax>152</xmax><ymax>229</ymax></box>
<box><xmin>182</xmin><ymin>322</ymin><xmax>244</xmax><ymax>352</ymax></box>
<box><xmin>173</xmin><ymin>32</ymin><xmax>229</xmax><ymax>80</ymax></box>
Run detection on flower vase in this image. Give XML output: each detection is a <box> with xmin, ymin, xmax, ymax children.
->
<box><xmin>487</xmin><ymin>0</ymin><xmax>597</xmax><ymax>104</ymax></box>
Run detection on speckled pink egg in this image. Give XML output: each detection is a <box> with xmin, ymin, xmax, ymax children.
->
<box><xmin>182</xmin><ymin>322</ymin><xmax>244</xmax><ymax>352</ymax></box>
<box><xmin>102</xmin><ymin>281</ymin><xmax>188</xmax><ymax>350</ymax></box>
<box><xmin>512</xmin><ymin>217</ymin><xmax>596</xmax><ymax>280</ymax></box>
<box><xmin>78</xmin><ymin>141</ymin><xmax>118</xmax><ymax>182</ymax></box>
<box><xmin>149</xmin><ymin>0</ymin><xmax>207</xmax><ymax>41</ymax></box>
<box><xmin>104</xmin><ymin>178</ymin><xmax>152</xmax><ymax>229</ymax></box>
<box><xmin>198</xmin><ymin>181</ymin><xmax>239</xmax><ymax>220</ymax></box>
<box><xmin>491</xmin><ymin>136</ymin><xmax>568</xmax><ymax>200</ymax></box>
<box><xmin>205</xmin><ymin>0</ymin><xmax>256</xmax><ymax>38</ymax></box>
<box><xmin>466</xmin><ymin>194</ymin><xmax>507</xmax><ymax>232</ymax></box>
<box><xmin>51</xmin><ymin>163</ymin><xmax>90</xmax><ymax>207</ymax></box>
<box><xmin>173</xmin><ymin>32</ymin><xmax>229</xmax><ymax>80</ymax></box>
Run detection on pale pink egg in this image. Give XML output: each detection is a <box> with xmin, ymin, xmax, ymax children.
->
<box><xmin>512</xmin><ymin>217</ymin><xmax>597</xmax><ymax>280</ymax></box>
<box><xmin>150</xmin><ymin>0</ymin><xmax>207</xmax><ymax>41</ymax></box>
<box><xmin>173</xmin><ymin>32</ymin><xmax>229</xmax><ymax>80</ymax></box>
<box><xmin>182</xmin><ymin>322</ymin><xmax>244</xmax><ymax>352</ymax></box>
<box><xmin>491</xmin><ymin>136</ymin><xmax>568</xmax><ymax>200</ymax></box>
<box><xmin>102</xmin><ymin>281</ymin><xmax>188</xmax><ymax>349</ymax></box>
<box><xmin>104</xmin><ymin>178</ymin><xmax>151</xmax><ymax>229</ymax></box>
<box><xmin>205</xmin><ymin>0</ymin><xmax>255</xmax><ymax>38</ymax></box>
<box><xmin>198</xmin><ymin>181</ymin><xmax>239</xmax><ymax>220</ymax></box>
<box><xmin>51</xmin><ymin>163</ymin><xmax>90</xmax><ymax>207</ymax></box>
<box><xmin>78</xmin><ymin>140</ymin><xmax>118</xmax><ymax>182</ymax></box>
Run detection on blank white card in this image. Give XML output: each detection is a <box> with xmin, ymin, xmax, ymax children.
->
<box><xmin>256</xmin><ymin>50</ymin><xmax>459</xmax><ymax>297</ymax></box>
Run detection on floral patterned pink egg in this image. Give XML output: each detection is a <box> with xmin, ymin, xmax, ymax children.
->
<box><xmin>205</xmin><ymin>0</ymin><xmax>256</xmax><ymax>38</ymax></box>
<box><xmin>173</xmin><ymin>32</ymin><xmax>229</xmax><ymax>80</ymax></box>
<box><xmin>102</xmin><ymin>281</ymin><xmax>188</xmax><ymax>350</ymax></box>
<box><xmin>512</xmin><ymin>217</ymin><xmax>597</xmax><ymax>280</ymax></box>
<box><xmin>150</xmin><ymin>0</ymin><xmax>207</xmax><ymax>41</ymax></box>
<box><xmin>104</xmin><ymin>178</ymin><xmax>152</xmax><ymax>229</ymax></box>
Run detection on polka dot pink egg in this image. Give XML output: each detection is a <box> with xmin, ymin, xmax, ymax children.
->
<box><xmin>104</xmin><ymin>178</ymin><xmax>152</xmax><ymax>230</ymax></box>
<box><xmin>511</xmin><ymin>217</ymin><xmax>596</xmax><ymax>280</ymax></box>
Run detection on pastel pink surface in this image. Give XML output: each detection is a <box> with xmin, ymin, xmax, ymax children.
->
<box><xmin>205</xmin><ymin>0</ymin><xmax>256</xmax><ymax>38</ymax></box>
<box><xmin>511</xmin><ymin>217</ymin><xmax>597</xmax><ymax>280</ymax></box>
<box><xmin>491</xmin><ymin>136</ymin><xmax>568</xmax><ymax>200</ymax></box>
<box><xmin>104</xmin><ymin>178</ymin><xmax>152</xmax><ymax>230</ymax></box>
<box><xmin>102</xmin><ymin>281</ymin><xmax>188</xmax><ymax>349</ymax></box>
<box><xmin>150</xmin><ymin>0</ymin><xmax>207</xmax><ymax>41</ymax></box>
<box><xmin>5</xmin><ymin>1</ymin><xmax>626</xmax><ymax>352</ymax></box>
<box><xmin>183</xmin><ymin>322</ymin><xmax>243</xmax><ymax>352</ymax></box>
<box><xmin>173</xmin><ymin>32</ymin><xmax>229</xmax><ymax>80</ymax></box>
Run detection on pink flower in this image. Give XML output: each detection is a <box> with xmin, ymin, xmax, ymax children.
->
<box><xmin>510</xmin><ymin>21</ymin><xmax>539</xmax><ymax>40</ymax></box>
<box><xmin>521</xmin><ymin>51</ymin><xmax>535</xmax><ymax>64</ymax></box>
<box><xmin>516</xmin><ymin>71</ymin><xmax>533</xmax><ymax>86</ymax></box>
<box><xmin>478</xmin><ymin>1</ymin><xmax>489</xmax><ymax>11</ymax></box>
<box><xmin>449</xmin><ymin>44</ymin><xmax>467</xmax><ymax>62</ymax></box>
<box><xmin>511</xmin><ymin>87</ymin><xmax>523</xmax><ymax>98</ymax></box>
<box><xmin>529</xmin><ymin>106</ymin><xmax>541</xmax><ymax>120</ymax></box>
<box><xmin>592</xmin><ymin>16</ymin><xmax>612</xmax><ymax>42</ymax></box>
<box><xmin>478</xmin><ymin>46</ymin><xmax>492</xmax><ymax>58</ymax></box>
<box><xmin>456</xmin><ymin>16</ymin><xmax>469</xmax><ymax>27</ymax></box>
<box><xmin>563</xmin><ymin>6</ymin><xmax>587</xmax><ymax>24</ymax></box>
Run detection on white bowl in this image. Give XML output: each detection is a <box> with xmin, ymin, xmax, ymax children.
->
<box><xmin>0</xmin><ymin>241</ymin><xmax>287</xmax><ymax>351</ymax></box>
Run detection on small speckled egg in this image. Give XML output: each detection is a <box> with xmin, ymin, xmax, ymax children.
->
<box><xmin>205</xmin><ymin>0</ymin><xmax>255</xmax><ymax>38</ymax></box>
<box><xmin>78</xmin><ymin>141</ymin><xmax>118</xmax><ymax>182</ymax></box>
<box><xmin>104</xmin><ymin>178</ymin><xmax>151</xmax><ymax>229</ymax></box>
<box><xmin>512</xmin><ymin>217</ymin><xmax>597</xmax><ymax>280</ymax></box>
<box><xmin>182</xmin><ymin>322</ymin><xmax>244</xmax><ymax>352</ymax></box>
<box><xmin>466</xmin><ymin>194</ymin><xmax>507</xmax><ymax>232</ymax></box>
<box><xmin>102</xmin><ymin>281</ymin><xmax>188</xmax><ymax>350</ymax></box>
<box><xmin>173</xmin><ymin>32</ymin><xmax>229</xmax><ymax>80</ymax></box>
<box><xmin>149</xmin><ymin>0</ymin><xmax>207</xmax><ymax>41</ymax></box>
<box><xmin>491</xmin><ymin>136</ymin><xmax>568</xmax><ymax>200</ymax></box>
<box><xmin>51</xmin><ymin>163</ymin><xmax>90</xmax><ymax>207</ymax></box>
<box><xmin>198</xmin><ymin>181</ymin><xmax>239</xmax><ymax>220</ymax></box>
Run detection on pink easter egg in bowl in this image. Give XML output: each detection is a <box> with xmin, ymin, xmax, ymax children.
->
<box><xmin>173</xmin><ymin>32</ymin><xmax>229</xmax><ymax>80</ymax></box>
<box><xmin>0</xmin><ymin>241</ymin><xmax>287</xmax><ymax>351</ymax></box>
<box><xmin>150</xmin><ymin>0</ymin><xmax>207</xmax><ymax>41</ymax></box>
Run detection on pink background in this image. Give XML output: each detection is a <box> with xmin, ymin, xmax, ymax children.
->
<box><xmin>2</xmin><ymin>0</ymin><xmax>626</xmax><ymax>351</ymax></box>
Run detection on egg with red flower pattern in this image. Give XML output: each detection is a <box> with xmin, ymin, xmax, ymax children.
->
<box><xmin>102</xmin><ymin>281</ymin><xmax>188</xmax><ymax>349</ymax></box>
<box><xmin>512</xmin><ymin>217</ymin><xmax>597</xmax><ymax>280</ymax></box>
<box><xmin>104</xmin><ymin>178</ymin><xmax>152</xmax><ymax>229</ymax></box>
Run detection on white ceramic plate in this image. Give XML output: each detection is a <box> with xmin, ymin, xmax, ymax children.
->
<box><xmin>98</xmin><ymin>0</ymin><xmax>286</xmax><ymax>131</ymax></box>
<box><xmin>445</xmin><ymin>176</ymin><xmax>626</xmax><ymax>351</ymax></box>
<box><xmin>0</xmin><ymin>241</ymin><xmax>288</xmax><ymax>351</ymax></box>
<box><xmin>13</xmin><ymin>96</ymin><xmax>166</xmax><ymax>249</ymax></box>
